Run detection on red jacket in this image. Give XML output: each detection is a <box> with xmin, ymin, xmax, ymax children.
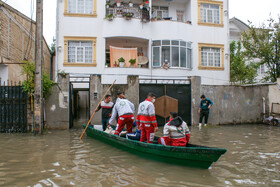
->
<box><xmin>136</xmin><ymin>99</ymin><xmax>157</xmax><ymax>127</ymax></box>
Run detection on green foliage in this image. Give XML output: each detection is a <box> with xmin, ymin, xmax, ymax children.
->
<box><xmin>21</xmin><ymin>61</ymin><xmax>54</xmax><ymax>98</ymax></box>
<box><xmin>129</xmin><ymin>58</ymin><xmax>136</xmax><ymax>64</ymax></box>
<box><xmin>241</xmin><ymin>17</ymin><xmax>280</xmax><ymax>82</ymax></box>
<box><xmin>230</xmin><ymin>41</ymin><xmax>258</xmax><ymax>84</ymax></box>
<box><xmin>118</xmin><ymin>57</ymin><xmax>125</xmax><ymax>62</ymax></box>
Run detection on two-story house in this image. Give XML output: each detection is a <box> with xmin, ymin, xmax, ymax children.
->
<box><xmin>229</xmin><ymin>17</ymin><xmax>268</xmax><ymax>82</ymax></box>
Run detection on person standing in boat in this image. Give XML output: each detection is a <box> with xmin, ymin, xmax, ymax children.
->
<box><xmin>95</xmin><ymin>94</ymin><xmax>114</xmax><ymax>131</ymax></box>
<box><xmin>198</xmin><ymin>95</ymin><xmax>213</xmax><ymax>127</ymax></box>
<box><xmin>158</xmin><ymin>112</ymin><xmax>190</xmax><ymax>147</ymax></box>
<box><xmin>136</xmin><ymin>92</ymin><xmax>158</xmax><ymax>143</ymax></box>
<box><xmin>108</xmin><ymin>93</ymin><xmax>135</xmax><ymax>136</ymax></box>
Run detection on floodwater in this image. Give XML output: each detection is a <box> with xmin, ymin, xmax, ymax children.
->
<box><xmin>0</xmin><ymin>123</ymin><xmax>279</xmax><ymax>186</ymax></box>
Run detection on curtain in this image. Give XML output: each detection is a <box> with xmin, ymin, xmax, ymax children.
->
<box><xmin>110</xmin><ymin>46</ymin><xmax>138</xmax><ymax>67</ymax></box>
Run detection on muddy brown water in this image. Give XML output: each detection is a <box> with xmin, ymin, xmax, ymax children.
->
<box><xmin>0</xmin><ymin>123</ymin><xmax>279</xmax><ymax>186</ymax></box>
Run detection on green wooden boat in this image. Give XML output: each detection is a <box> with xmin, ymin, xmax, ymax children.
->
<box><xmin>83</xmin><ymin>124</ymin><xmax>227</xmax><ymax>169</ymax></box>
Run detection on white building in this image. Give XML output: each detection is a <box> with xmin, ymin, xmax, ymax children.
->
<box><xmin>56</xmin><ymin>0</ymin><xmax>230</xmax><ymax>86</ymax></box>
<box><xmin>229</xmin><ymin>17</ymin><xmax>267</xmax><ymax>82</ymax></box>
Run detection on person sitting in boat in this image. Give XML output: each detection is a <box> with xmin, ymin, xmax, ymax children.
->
<box><xmin>108</xmin><ymin>93</ymin><xmax>135</xmax><ymax>136</ymax></box>
<box><xmin>126</xmin><ymin>121</ymin><xmax>141</xmax><ymax>141</ymax></box>
<box><xmin>136</xmin><ymin>92</ymin><xmax>158</xmax><ymax>143</ymax></box>
<box><xmin>158</xmin><ymin>112</ymin><xmax>190</xmax><ymax>147</ymax></box>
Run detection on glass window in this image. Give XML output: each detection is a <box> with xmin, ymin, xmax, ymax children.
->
<box><xmin>180</xmin><ymin>47</ymin><xmax>186</xmax><ymax>68</ymax></box>
<box><xmin>172</xmin><ymin>46</ymin><xmax>179</xmax><ymax>67</ymax></box>
<box><xmin>201</xmin><ymin>47</ymin><xmax>220</xmax><ymax>67</ymax></box>
<box><xmin>68</xmin><ymin>41</ymin><xmax>93</xmax><ymax>63</ymax></box>
<box><xmin>152</xmin><ymin>47</ymin><xmax>160</xmax><ymax>67</ymax></box>
<box><xmin>200</xmin><ymin>3</ymin><xmax>220</xmax><ymax>24</ymax></box>
<box><xmin>162</xmin><ymin>46</ymin><xmax>170</xmax><ymax>65</ymax></box>
<box><xmin>68</xmin><ymin>0</ymin><xmax>93</xmax><ymax>14</ymax></box>
<box><xmin>152</xmin><ymin>40</ymin><xmax>192</xmax><ymax>68</ymax></box>
<box><xmin>152</xmin><ymin>40</ymin><xmax>161</xmax><ymax>46</ymax></box>
<box><xmin>172</xmin><ymin>40</ymin><xmax>179</xmax><ymax>45</ymax></box>
<box><xmin>162</xmin><ymin>40</ymin><xmax>170</xmax><ymax>45</ymax></box>
<box><xmin>187</xmin><ymin>48</ymin><xmax>191</xmax><ymax>68</ymax></box>
<box><xmin>152</xmin><ymin>6</ymin><xmax>169</xmax><ymax>19</ymax></box>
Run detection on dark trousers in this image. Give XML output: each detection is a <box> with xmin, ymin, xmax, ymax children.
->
<box><xmin>102</xmin><ymin>117</ymin><xmax>110</xmax><ymax>131</ymax></box>
<box><xmin>199</xmin><ymin>110</ymin><xmax>210</xmax><ymax>124</ymax></box>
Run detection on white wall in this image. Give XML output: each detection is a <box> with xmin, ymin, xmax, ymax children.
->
<box><xmin>0</xmin><ymin>65</ymin><xmax>8</xmax><ymax>84</ymax></box>
<box><xmin>57</xmin><ymin>0</ymin><xmax>229</xmax><ymax>85</ymax></box>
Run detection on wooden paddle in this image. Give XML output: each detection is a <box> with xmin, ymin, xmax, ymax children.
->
<box><xmin>80</xmin><ymin>79</ymin><xmax>116</xmax><ymax>140</ymax></box>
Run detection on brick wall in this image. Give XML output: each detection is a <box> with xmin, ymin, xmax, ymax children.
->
<box><xmin>0</xmin><ymin>2</ymin><xmax>51</xmax><ymax>82</ymax></box>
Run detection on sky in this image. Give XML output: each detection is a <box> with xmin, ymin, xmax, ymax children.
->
<box><xmin>3</xmin><ymin>0</ymin><xmax>280</xmax><ymax>46</ymax></box>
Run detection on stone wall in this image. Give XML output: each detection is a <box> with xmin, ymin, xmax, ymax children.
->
<box><xmin>45</xmin><ymin>74</ymin><xmax>69</xmax><ymax>129</ymax></box>
<box><xmin>90</xmin><ymin>75</ymin><xmax>139</xmax><ymax>125</ymax></box>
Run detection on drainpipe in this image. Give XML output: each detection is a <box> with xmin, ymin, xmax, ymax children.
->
<box><xmin>55</xmin><ymin>0</ymin><xmax>59</xmax><ymax>82</ymax></box>
<box><xmin>262</xmin><ymin>97</ymin><xmax>265</xmax><ymax>122</ymax></box>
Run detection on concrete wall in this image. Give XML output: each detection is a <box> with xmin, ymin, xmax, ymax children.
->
<box><xmin>45</xmin><ymin>74</ymin><xmax>69</xmax><ymax>129</ymax></box>
<box><xmin>90</xmin><ymin>75</ymin><xmax>139</xmax><ymax>125</ymax></box>
<box><xmin>193</xmin><ymin>84</ymin><xmax>270</xmax><ymax>125</ymax></box>
<box><xmin>268</xmin><ymin>78</ymin><xmax>280</xmax><ymax>112</ymax></box>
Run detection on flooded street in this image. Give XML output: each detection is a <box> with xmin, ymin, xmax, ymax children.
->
<box><xmin>0</xmin><ymin>123</ymin><xmax>279</xmax><ymax>186</ymax></box>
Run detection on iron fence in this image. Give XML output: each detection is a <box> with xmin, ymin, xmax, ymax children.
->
<box><xmin>0</xmin><ymin>80</ymin><xmax>27</xmax><ymax>133</ymax></box>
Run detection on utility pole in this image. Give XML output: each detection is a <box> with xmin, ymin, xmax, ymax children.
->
<box><xmin>34</xmin><ymin>0</ymin><xmax>43</xmax><ymax>134</ymax></box>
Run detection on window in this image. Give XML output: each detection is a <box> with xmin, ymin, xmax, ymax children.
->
<box><xmin>64</xmin><ymin>37</ymin><xmax>96</xmax><ymax>66</ymax></box>
<box><xmin>259</xmin><ymin>64</ymin><xmax>265</xmax><ymax>74</ymax></box>
<box><xmin>176</xmin><ymin>10</ymin><xmax>184</xmax><ymax>22</ymax></box>
<box><xmin>198</xmin><ymin>0</ymin><xmax>223</xmax><ymax>27</ymax></box>
<box><xmin>198</xmin><ymin>43</ymin><xmax>224</xmax><ymax>70</ymax></box>
<box><xmin>152</xmin><ymin>40</ymin><xmax>192</xmax><ymax>68</ymax></box>
<box><xmin>65</xmin><ymin>0</ymin><xmax>97</xmax><ymax>17</ymax></box>
<box><xmin>152</xmin><ymin>6</ymin><xmax>169</xmax><ymax>19</ymax></box>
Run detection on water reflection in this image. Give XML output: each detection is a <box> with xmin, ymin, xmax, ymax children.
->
<box><xmin>0</xmin><ymin>124</ymin><xmax>279</xmax><ymax>186</ymax></box>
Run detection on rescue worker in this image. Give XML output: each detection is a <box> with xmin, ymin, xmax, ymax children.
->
<box><xmin>198</xmin><ymin>95</ymin><xmax>213</xmax><ymax>127</ymax></box>
<box><xmin>108</xmin><ymin>93</ymin><xmax>135</xmax><ymax>136</ymax></box>
<box><xmin>136</xmin><ymin>92</ymin><xmax>158</xmax><ymax>143</ymax></box>
<box><xmin>95</xmin><ymin>94</ymin><xmax>114</xmax><ymax>131</ymax></box>
<box><xmin>158</xmin><ymin>112</ymin><xmax>190</xmax><ymax>147</ymax></box>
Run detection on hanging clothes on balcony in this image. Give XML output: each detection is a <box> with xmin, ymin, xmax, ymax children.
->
<box><xmin>110</xmin><ymin>46</ymin><xmax>138</xmax><ymax>67</ymax></box>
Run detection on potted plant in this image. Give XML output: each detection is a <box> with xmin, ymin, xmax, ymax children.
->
<box><xmin>122</xmin><ymin>12</ymin><xmax>134</xmax><ymax>20</ymax></box>
<box><xmin>129</xmin><ymin>58</ymin><xmax>136</xmax><ymax>67</ymax></box>
<box><xmin>106</xmin><ymin>1</ymin><xmax>110</xmax><ymax>8</ymax></box>
<box><xmin>105</xmin><ymin>14</ymin><xmax>114</xmax><ymax>21</ymax></box>
<box><xmin>114</xmin><ymin>61</ymin><xmax>118</xmax><ymax>67</ymax></box>
<box><xmin>117</xmin><ymin>0</ymin><xmax>121</xmax><ymax>7</ymax></box>
<box><xmin>129</xmin><ymin>1</ymin><xmax>133</xmax><ymax>7</ymax></box>
<box><xmin>118</xmin><ymin>57</ymin><xmax>125</xmax><ymax>67</ymax></box>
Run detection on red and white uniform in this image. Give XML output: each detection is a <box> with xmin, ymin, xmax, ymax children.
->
<box><xmin>109</xmin><ymin>98</ymin><xmax>135</xmax><ymax>135</ymax></box>
<box><xmin>136</xmin><ymin>99</ymin><xmax>157</xmax><ymax>143</ymax></box>
<box><xmin>158</xmin><ymin>117</ymin><xmax>190</xmax><ymax>147</ymax></box>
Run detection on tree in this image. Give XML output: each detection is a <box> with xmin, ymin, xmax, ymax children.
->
<box><xmin>21</xmin><ymin>61</ymin><xmax>54</xmax><ymax>98</ymax></box>
<box><xmin>241</xmin><ymin>17</ymin><xmax>280</xmax><ymax>82</ymax></box>
<box><xmin>230</xmin><ymin>40</ymin><xmax>258</xmax><ymax>84</ymax></box>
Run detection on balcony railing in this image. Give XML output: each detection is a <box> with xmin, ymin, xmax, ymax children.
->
<box><xmin>106</xmin><ymin>6</ymin><xmax>150</xmax><ymax>22</ymax></box>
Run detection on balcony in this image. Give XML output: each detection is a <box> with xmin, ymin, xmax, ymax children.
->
<box><xmin>105</xmin><ymin>0</ymin><xmax>191</xmax><ymax>24</ymax></box>
<box><xmin>105</xmin><ymin>37</ymin><xmax>149</xmax><ymax>69</ymax></box>
<box><xmin>105</xmin><ymin>1</ymin><xmax>150</xmax><ymax>22</ymax></box>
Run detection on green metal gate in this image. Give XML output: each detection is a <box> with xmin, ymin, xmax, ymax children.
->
<box><xmin>0</xmin><ymin>82</ymin><xmax>27</xmax><ymax>133</ymax></box>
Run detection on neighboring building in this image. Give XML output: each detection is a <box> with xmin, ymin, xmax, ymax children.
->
<box><xmin>56</xmin><ymin>0</ymin><xmax>230</xmax><ymax>86</ymax></box>
<box><xmin>0</xmin><ymin>1</ymin><xmax>53</xmax><ymax>84</ymax></box>
<box><xmin>229</xmin><ymin>17</ymin><xmax>268</xmax><ymax>82</ymax></box>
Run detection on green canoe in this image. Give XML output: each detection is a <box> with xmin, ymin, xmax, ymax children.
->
<box><xmin>83</xmin><ymin>124</ymin><xmax>227</xmax><ymax>169</ymax></box>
